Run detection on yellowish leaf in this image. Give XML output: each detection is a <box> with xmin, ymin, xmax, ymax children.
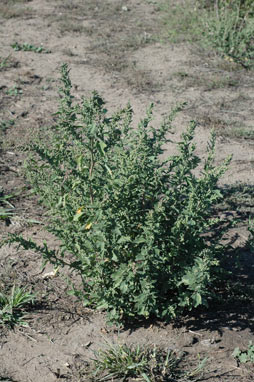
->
<box><xmin>85</xmin><ymin>222</ymin><xmax>92</xmax><ymax>230</ymax></box>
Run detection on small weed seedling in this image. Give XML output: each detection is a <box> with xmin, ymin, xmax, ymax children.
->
<box><xmin>11</xmin><ymin>42</ymin><xmax>51</xmax><ymax>53</ymax></box>
<box><xmin>0</xmin><ymin>55</ymin><xmax>15</xmax><ymax>70</ymax></box>
<box><xmin>233</xmin><ymin>341</ymin><xmax>254</xmax><ymax>366</ymax></box>
<box><xmin>0</xmin><ymin>55</ymin><xmax>19</xmax><ymax>71</ymax></box>
<box><xmin>0</xmin><ymin>119</ymin><xmax>15</xmax><ymax>134</ymax></box>
<box><xmin>0</xmin><ymin>284</ymin><xmax>35</xmax><ymax>328</ymax></box>
<box><xmin>6</xmin><ymin>86</ymin><xmax>22</xmax><ymax>96</ymax></box>
<box><xmin>0</xmin><ymin>188</ymin><xmax>15</xmax><ymax>223</ymax></box>
<box><xmin>0</xmin><ymin>56</ymin><xmax>9</xmax><ymax>69</ymax></box>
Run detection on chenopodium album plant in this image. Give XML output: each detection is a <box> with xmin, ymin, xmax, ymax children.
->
<box><xmin>11</xmin><ymin>64</ymin><xmax>231</xmax><ymax>323</ymax></box>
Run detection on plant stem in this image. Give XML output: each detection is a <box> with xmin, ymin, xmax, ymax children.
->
<box><xmin>89</xmin><ymin>138</ymin><xmax>95</xmax><ymax>203</ymax></box>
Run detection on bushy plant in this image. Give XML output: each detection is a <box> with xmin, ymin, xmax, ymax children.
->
<box><xmin>9</xmin><ymin>64</ymin><xmax>231</xmax><ymax>324</ymax></box>
<box><xmin>201</xmin><ymin>0</ymin><xmax>254</xmax><ymax>67</ymax></box>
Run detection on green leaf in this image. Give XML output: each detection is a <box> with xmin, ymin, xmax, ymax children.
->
<box><xmin>73</xmin><ymin>210</ymin><xmax>85</xmax><ymax>222</ymax></box>
<box><xmin>134</xmin><ymin>237</ymin><xmax>147</xmax><ymax>244</ymax></box>
<box><xmin>193</xmin><ymin>292</ymin><xmax>202</xmax><ymax>307</ymax></box>
<box><xmin>97</xmin><ymin>139</ymin><xmax>107</xmax><ymax>156</ymax></box>
<box><xmin>104</xmin><ymin>163</ymin><xmax>112</xmax><ymax>177</ymax></box>
<box><xmin>239</xmin><ymin>354</ymin><xmax>248</xmax><ymax>363</ymax></box>
<box><xmin>141</xmin><ymin>372</ymin><xmax>151</xmax><ymax>382</ymax></box>
<box><xmin>117</xmin><ymin>236</ymin><xmax>131</xmax><ymax>244</ymax></box>
<box><xmin>89</xmin><ymin>122</ymin><xmax>98</xmax><ymax>136</ymax></box>
<box><xmin>96</xmin><ymin>302</ymin><xmax>109</xmax><ymax>310</ymax></box>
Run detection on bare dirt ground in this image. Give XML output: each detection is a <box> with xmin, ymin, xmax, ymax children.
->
<box><xmin>1</xmin><ymin>0</ymin><xmax>254</xmax><ymax>381</ymax></box>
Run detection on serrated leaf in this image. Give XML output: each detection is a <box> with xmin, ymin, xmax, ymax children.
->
<box><xmin>117</xmin><ymin>236</ymin><xmax>131</xmax><ymax>244</ymax></box>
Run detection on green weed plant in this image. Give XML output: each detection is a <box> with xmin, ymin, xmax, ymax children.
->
<box><xmin>6</xmin><ymin>85</ymin><xmax>22</xmax><ymax>96</ymax></box>
<box><xmin>0</xmin><ymin>284</ymin><xmax>35</xmax><ymax>328</ymax></box>
<box><xmin>9</xmin><ymin>64</ymin><xmax>231</xmax><ymax>324</ymax></box>
<box><xmin>11</xmin><ymin>42</ymin><xmax>50</xmax><ymax>53</ymax></box>
<box><xmin>0</xmin><ymin>55</ymin><xmax>12</xmax><ymax>70</ymax></box>
<box><xmin>92</xmin><ymin>340</ymin><xmax>206</xmax><ymax>381</ymax></box>
<box><xmin>201</xmin><ymin>0</ymin><xmax>254</xmax><ymax>67</ymax></box>
<box><xmin>0</xmin><ymin>119</ymin><xmax>15</xmax><ymax>134</ymax></box>
<box><xmin>160</xmin><ymin>0</ymin><xmax>254</xmax><ymax>67</ymax></box>
<box><xmin>0</xmin><ymin>188</ymin><xmax>15</xmax><ymax>223</ymax></box>
<box><xmin>233</xmin><ymin>341</ymin><xmax>254</xmax><ymax>365</ymax></box>
<box><xmin>159</xmin><ymin>0</ymin><xmax>203</xmax><ymax>44</ymax></box>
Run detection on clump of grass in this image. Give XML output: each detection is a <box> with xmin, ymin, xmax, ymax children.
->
<box><xmin>198</xmin><ymin>114</ymin><xmax>254</xmax><ymax>140</ymax></box>
<box><xmin>225</xmin><ymin>125</ymin><xmax>254</xmax><ymax>139</ymax></box>
<box><xmin>92</xmin><ymin>340</ymin><xmax>206</xmax><ymax>382</ymax></box>
<box><xmin>159</xmin><ymin>0</ymin><xmax>203</xmax><ymax>43</ymax></box>
<box><xmin>201</xmin><ymin>0</ymin><xmax>254</xmax><ymax>67</ymax></box>
<box><xmin>0</xmin><ymin>4</ymin><xmax>33</xmax><ymax>19</ymax></box>
<box><xmin>174</xmin><ymin>71</ymin><xmax>239</xmax><ymax>90</ymax></box>
<box><xmin>0</xmin><ymin>284</ymin><xmax>35</xmax><ymax>328</ymax></box>
<box><xmin>160</xmin><ymin>0</ymin><xmax>254</xmax><ymax>67</ymax></box>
